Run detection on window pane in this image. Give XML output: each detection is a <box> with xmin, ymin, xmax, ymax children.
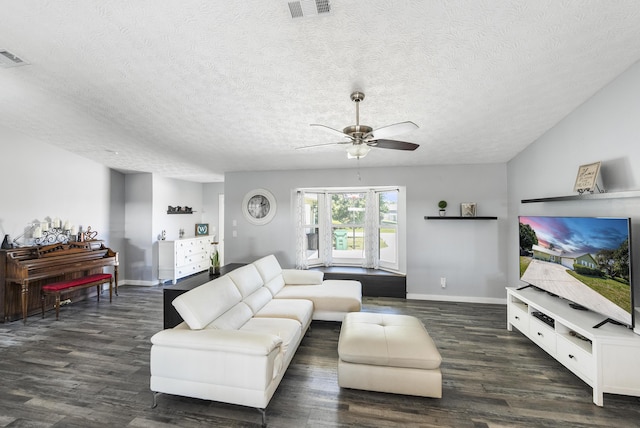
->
<box><xmin>379</xmin><ymin>227</ymin><xmax>397</xmax><ymax>265</ymax></box>
<box><xmin>379</xmin><ymin>190</ymin><xmax>397</xmax><ymax>223</ymax></box>
<box><xmin>379</xmin><ymin>190</ymin><xmax>398</xmax><ymax>266</ymax></box>
<box><xmin>304</xmin><ymin>193</ymin><xmax>319</xmax><ymax>225</ymax></box>
<box><xmin>332</xmin><ymin>193</ymin><xmax>365</xmax><ymax>225</ymax></box>
<box><xmin>332</xmin><ymin>193</ymin><xmax>365</xmax><ymax>262</ymax></box>
<box><xmin>333</xmin><ymin>227</ymin><xmax>364</xmax><ymax>259</ymax></box>
<box><xmin>303</xmin><ymin>193</ymin><xmax>319</xmax><ymax>262</ymax></box>
<box><xmin>305</xmin><ymin>226</ymin><xmax>319</xmax><ymax>259</ymax></box>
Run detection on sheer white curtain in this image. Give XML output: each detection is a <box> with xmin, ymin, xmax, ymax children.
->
<box><xmin>363</xmin><ymin>189</ymin><xmax>379</xmax><ymax>269</ymax></box>
<box><xmin>294</xmin><ymin>191</ymin><xmax>308</xmax><ymax>269</ymax></box>
<box><xmin>320</xmin><ymin>192</ymin><xmax>333</xmax><ymax>267</ymax></box>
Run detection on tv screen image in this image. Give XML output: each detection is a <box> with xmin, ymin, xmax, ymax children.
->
<box><xmin>519</xmin><ymin>216</ymin><xmax>633</xmax><ymax>328</ymax></box>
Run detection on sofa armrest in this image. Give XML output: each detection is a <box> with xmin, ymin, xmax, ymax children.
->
<box><xmin>282</xmin><ymin>269</ymin><xmax>323</xmax><ymax>285</ymax></box>
<box><xmin>150</xmin><ymin>328</ymin><xmax>282</xmax><ymax>356</ymax></box>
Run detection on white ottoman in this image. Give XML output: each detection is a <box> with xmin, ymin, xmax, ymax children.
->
<box><xmin>337</xmin><ymin>312</ymin><xmax>442</xmax><ymax>398</ymax></box>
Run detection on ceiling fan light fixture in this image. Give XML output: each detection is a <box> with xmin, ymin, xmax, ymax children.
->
<box><xmin>347</xmin><ymin>144</ymin><xmax>370</xmax><ymax>159</ymax></box>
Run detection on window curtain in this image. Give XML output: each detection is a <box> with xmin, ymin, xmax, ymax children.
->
<box><xmin>363</xmin><ymin>189</ymin><xmax>379</xmax><ymax>269</ymax></box>
<box><xmin>320</xmin><ymin>192</ymin><xmax>333</xmax><ymax>267</ymax></box>
<box><xmin>294</xmin><ymin>191</ymin><xmax>308</xmax><ymax>269</ymax></box>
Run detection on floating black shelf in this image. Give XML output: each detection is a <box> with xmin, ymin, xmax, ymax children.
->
<box><xmin>167</xmin><ymin>211</ymin><xmax>195</xmax><ymax>214</ymax></box>
<box><xmin>424</xmin><ymin>216</ymin><xmax>497</xmax><ymax>220</ymax></box>
<box><xmin>521</xmin><ymin>190</ymin><xmax>640</xmax><ymax>204</ymax></box>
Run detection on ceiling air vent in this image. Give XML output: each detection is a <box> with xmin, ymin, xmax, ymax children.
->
<box><xmin>288</xmin><ymin>0</ymin><xmax>331</xmax><ymax>19</ymax></box>
<box><xmin>0</xmin><ymin>50</ymin><xmax>29</xmax><ymax>68</ymax></box>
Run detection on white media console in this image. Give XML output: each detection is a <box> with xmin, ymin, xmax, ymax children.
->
<box><xmin>506</xmin><ymin>286</ymin><xmax>640</xmax><ymax>406</ymax></box>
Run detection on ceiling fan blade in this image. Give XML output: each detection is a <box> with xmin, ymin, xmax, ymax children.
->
<box><xmin>295</xmin><ymin>141</ymin><xmax>351</xmax><ymax>150</ymax></box>
<box><xmin>364</xmin><ymin>121</ymin><xmax>418</xmax><ymax>140</ymax></box>
<box><xmin>367</xmin><ymin>139</ymin><xmax>419</xmax><ymax>151</ymax></box>
<box><xmin>310</xmin><ymin>124</ymin><xmax>352</xmax><ymax>140</ymax></box>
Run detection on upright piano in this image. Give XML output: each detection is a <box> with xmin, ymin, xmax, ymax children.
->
<box><xmin>0</xmin><ymin>241</ymin><xmax>118</xmax><ymax>323</ymax></box>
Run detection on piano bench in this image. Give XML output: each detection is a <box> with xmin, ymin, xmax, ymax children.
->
<box><xmin>41</xmin><ymin>273</ymin><xmax>113</xmax><ymax>320</ymax></box>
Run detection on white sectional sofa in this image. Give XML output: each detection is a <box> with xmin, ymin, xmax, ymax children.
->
<box><xmin>149</xmin><ymin>254</ymin><xmax>361</xmax><ymax>424</ymax></box>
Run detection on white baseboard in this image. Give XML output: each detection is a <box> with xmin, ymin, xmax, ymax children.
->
<box><xmin>406</xmin><ymin>293</ymin><xmax>506</xmax><ymax>305</ymax></box>
<box><xmin>120</xmin><ymin>279</ymin><xmax>157</xmax><ymax>287</ymax></box>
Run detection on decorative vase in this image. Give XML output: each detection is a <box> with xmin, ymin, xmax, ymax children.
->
<box><xmin>1</xmin><ymin>234</ymin><xmax>11</xmax><ymax>249</ymax></box>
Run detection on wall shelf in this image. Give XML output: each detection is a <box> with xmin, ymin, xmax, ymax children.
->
<box><xmin>424</xmin><ymin>216</ymin><xmax>497</xmax><ymax>220</ymax></box>
<box><xmin>521</xmin><ymin>190</ymin><xmax>640</xmax><ymax>204</ymax></box>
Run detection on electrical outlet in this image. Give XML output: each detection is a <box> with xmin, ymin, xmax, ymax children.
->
<box><xmin>440</xmin><ymin>277</ymin><xmax>446</xmax><ymax>288</ymax></box>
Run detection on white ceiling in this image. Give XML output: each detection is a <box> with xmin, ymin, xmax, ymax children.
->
<box><xmin>2</xmin><ymin>1</ymin><xmax>640</xmax><ymax>183</ymax></box>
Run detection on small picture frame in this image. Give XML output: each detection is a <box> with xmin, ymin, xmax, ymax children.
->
<box><xmin>460</xmin><ymin>203</ymin><xmax>477</xmax><ymax>217</ymax></box>
<box><xmin>573</xmin><ymin>161</ymin><xmax>602</xmax><ymax>194</ymax></box>
<box><xmin>195</xmin><ymin>223</ymin><xmax>209</xmax><ymax>236</ymax></box>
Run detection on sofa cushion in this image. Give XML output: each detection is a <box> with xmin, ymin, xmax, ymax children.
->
<box><xmin>282</xmin><ymin>269</ymin><xmax>323</xmax><ymax>285</ymax></box>
<box><xmin>172</xmin><ymin>275</ymin><xmax>242</xmax><ymax>330</ymax></box>
<box><xmin>255</xmin><ymin>299</ymin><xmax>313</xmax><ymax>330</ymax></box>
<box><xmin>207</xmin><ymin>302</ymin><xmax>254</xmax><ymax>330</ymax></box>
<box><xmin>228</xmin><ymin>264</ymin><xmax>265</xmax><ymax>298</ymax></box>
<box><xmin>275</xmin><ymin>280</ymin><xmax>362</xmax><ymax>314</ymax></box>
<box><xmin>243</xmin><ymin>287</ymin><xmax>274</xmax><ymax>314</ymax></box>
<box><xmin>253</xmin><ymin>254</ymin><xmax>286</xmax><ymax>295</ymax></box>
<box><xmin>241</xmin><ymin>317</ymin><xmax>303</xmax><ymax>362</ymax></box>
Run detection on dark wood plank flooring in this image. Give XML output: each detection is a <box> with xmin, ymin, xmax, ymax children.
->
<box><xmin>1</xmin><ymin>285</ymin><xmax>639</xmax><ymax>427</ymax></box>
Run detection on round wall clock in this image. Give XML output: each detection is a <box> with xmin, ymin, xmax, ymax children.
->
<box><xmin>242</xmin><ymin>189</ymin><xmax>277</xmax><ymax>225</ymax></box>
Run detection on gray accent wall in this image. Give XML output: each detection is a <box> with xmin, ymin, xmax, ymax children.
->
<box><xmin>507</xmin><ymin>60</ymin><xmax>640</xmax><ymax>304</ymax></box>
<box><xmin>225</xmin><ymin>164</ymin><xmax>509</xmax><ymax>302</ymax></box>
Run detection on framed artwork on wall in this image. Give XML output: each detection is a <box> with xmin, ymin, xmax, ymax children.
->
<box><xmin>573</xmin><ymin>161</ymin><xmax>602</xmax><ymax>194</ymax></box>
<box><xmin>195</xmin><ymin>223</ymin><xmax>209</xmax><ymax>236</ymax></box>
<box><xmin>460</xmin><ymin>203</ymin><xmax>477</xmax><ymax>217</ymax></box>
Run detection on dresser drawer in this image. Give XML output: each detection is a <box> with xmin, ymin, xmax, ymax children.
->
<box><xmin>183</xmin><ymin>252</ymin><xmax>209</xmax><ymax>265</ymax></box>
<box><xmin>176</xmin><ymin>262</ymin><xmax>203</xmax><ymax>277</ymax></box>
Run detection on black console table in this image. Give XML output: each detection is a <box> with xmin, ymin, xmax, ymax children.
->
<box><xmin>163</xmin><ymin>263</ymin><xmax>245</xmax><ymax>329</ymax></box>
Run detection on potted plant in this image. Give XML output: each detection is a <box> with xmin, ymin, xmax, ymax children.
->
<box><xmin>438</xmin><ymin>200</ymin><xmax>447</xmax><ymax>217</ymax></box>
<box><xmin>210</xmin><ymin>243</ymin><xmax>220</xmax><ymax>275</ymax></box>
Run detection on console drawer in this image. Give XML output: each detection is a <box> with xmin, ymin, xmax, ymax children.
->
<box><xmin>557</xmin><ymin>336</ymin><xmax>594</xmax><ymax>382</ymax></box>
<box><xmin>508</xmin><ymin>304</ymin><xmax>529</xmax><ymax>334</ymax></box>
<box><xmin>529</xmin><ymin>317</ymin><xmax>556</xmax><ymax>354</ymax></box>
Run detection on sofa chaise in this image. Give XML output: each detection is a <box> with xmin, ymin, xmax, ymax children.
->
<box><xmin>149</xmin><ymin>254</ymin><xmax>361</xmax><ymax>425</ymax></box>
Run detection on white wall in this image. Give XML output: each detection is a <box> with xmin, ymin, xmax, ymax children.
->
<box><xmin>225</xmin><ymin>163</ymin><xmax>509</xmax><ymax>302</ymax></box>
<box><xmin>0</xmin><ymin>133</ymin><xmax>124</xmax><ymax>259</ymax></box>
<box><xmin>124</xmin><ymin>173</ymin><xmax>153</xmax><ymax>284</ymax></box>
<box><xmin>151</xmin><ymin>175</ymin><xmax>205</xmax><ymax>242</ymax></box>
<box><xmin>123</xmin><ymin>174</ymin><xmax>208</xmax><ymax>285</ymax></box>
<box><xmin>202</xmin><ymin>182</ymin><xmax>224</xmax><ymax>242</ymax></box>
<box><xmin>507</xmin><ymin>60</ymin><xmax>640</xmax><ymax>303</ymax></box>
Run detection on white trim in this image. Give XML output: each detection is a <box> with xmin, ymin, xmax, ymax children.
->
<box><xmin>406</xmin><ymin>293</ymin><xmax>506</xmax><ymax>305</ymax></box>
<box><xmin>122</xmin><ymin>280</ymin><xmax>157</xmax><ymax>287</ymax></box>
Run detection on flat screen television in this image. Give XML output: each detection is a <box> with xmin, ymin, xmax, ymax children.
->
<box><xmin>519</xmin><ymin>216</ymin><xmax>634</xmax><ymax>329</ymax></box>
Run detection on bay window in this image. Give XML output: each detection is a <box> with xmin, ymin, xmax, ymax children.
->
<box><xmin>295</xmin><ymin>186</ymin><xmax>403</xmax><ymax>272</ymax></box>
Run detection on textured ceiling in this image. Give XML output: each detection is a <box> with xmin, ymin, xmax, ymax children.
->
<box><xmin>2</xmin><ymin>1</ymin><xmax>640</xmax><ymax>183</ymax></box>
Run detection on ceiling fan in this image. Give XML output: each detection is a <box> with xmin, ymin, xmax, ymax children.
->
<box><xmin>299</xmin><ymin>91</ymin><xmax>419</xmax><ymax>159</ymax></box>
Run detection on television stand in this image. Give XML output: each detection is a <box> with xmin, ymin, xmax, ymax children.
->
<box><xmin>507</xmin><ymin>287</ymin><xmax>640</xmax><ymax>406</ymax></box>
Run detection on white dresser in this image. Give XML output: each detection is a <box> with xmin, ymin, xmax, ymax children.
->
<box><xmin>158</xmin><ymin>237</ymin><xmax>213</xmax><ymax>284</ymax></box>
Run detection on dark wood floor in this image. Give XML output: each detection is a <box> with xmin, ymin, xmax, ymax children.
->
<box><xmin>1</xmin><ymin>286</ymin><xmax>639</xmax><ymax>427</ymax></box>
